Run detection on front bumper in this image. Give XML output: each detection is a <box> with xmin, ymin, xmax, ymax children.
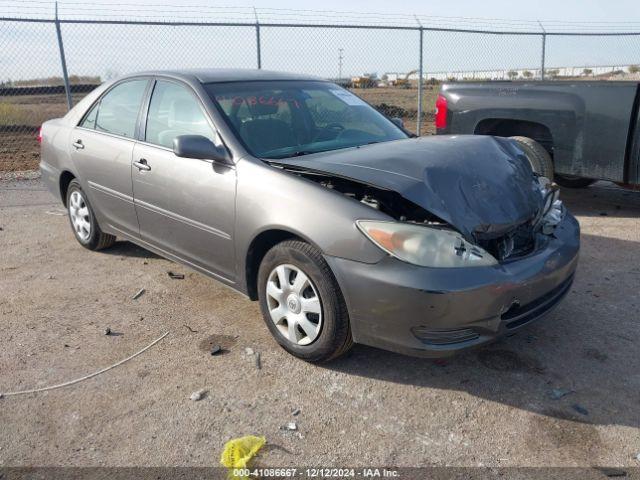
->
<box><xmin>325</xmin><ymin>213</ymin><xmax>580</xmax><ymax>358</ymax></box>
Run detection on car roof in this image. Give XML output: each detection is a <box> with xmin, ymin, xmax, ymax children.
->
<box><xmin>129</xmin><ymin>68</ymin><xmax>325</xmax><ymax>84</ymax></box>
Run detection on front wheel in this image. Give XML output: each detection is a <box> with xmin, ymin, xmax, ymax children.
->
<box><xmin>66</xmin><ymin>179</ymin><xmax>116</xmax><ymax>251</ymax></box>
<box><xmin>257</xmin><ymin>240</ymin><xmax>353</xmax><ymax>362</ymax></box>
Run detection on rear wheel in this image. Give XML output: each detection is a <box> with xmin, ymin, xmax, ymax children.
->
<box><xmin>555</xmin><ymin>174</ymin><xmax>597</xmax><ymax>189</ymax></box>
<box><xmin>257</xmin><ymin>240</ymin><xmax>353</xmax><ymax>362</ymax></box>
<box><xmin>66</xmin><ymin>179</ymin><xmax>116</xmax><ymax>251</ymax></box>
<box><xmin>510</xmin><ymin>136</ymin><xmax>554</xmax><ymax>181</ymax></box>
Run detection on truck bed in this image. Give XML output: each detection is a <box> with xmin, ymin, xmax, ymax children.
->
<box><xmin>437</xmin><ymin>81</ymin><xmax>640</xmax><ymax>185</ymax></box>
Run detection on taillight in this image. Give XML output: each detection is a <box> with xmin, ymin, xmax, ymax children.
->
<box><xmin>435</xmin><ymin>94</ymin><xmax>448</xmax><ymax>130</ymax></box>
<box><xmin>37</xmin><ymin>126</ymin><xmax>42</xmax><ymax>143</ymax></box>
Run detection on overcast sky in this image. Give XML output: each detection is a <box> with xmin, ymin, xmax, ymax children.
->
<box><xmin>2</xmin><ymin>0</ymin><xmax>640</xmax><ymax>81</ymax></box>
<box><xmin>238</xmin><ymin>0</ymin><xmax>639</xmax><ymax>23</ymax></box>
<box><xmin>33</xmin><ymin>0</ymin><xmax>639</xmax><ymax>23</ymax></box>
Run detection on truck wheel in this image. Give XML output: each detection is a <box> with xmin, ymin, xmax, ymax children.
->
<box><xmin>510</xmin><ymin>136</ymin><xmax>554</xmax><ymax>181</ymax></box>
<box><xmin>555</xmin><ymin>174</ymin><xmax>597</xmax><ymax>189</ymax></box>
<box><xmin>257</xmin><ymin>240</ymin><xmax>353</xmax><ymax>363</ymax></box>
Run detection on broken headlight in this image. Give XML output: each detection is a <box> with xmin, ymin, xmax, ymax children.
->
<box><xmin>356</xmin><ymin>220</ymin><xmax>498</xmax><ymax>268</ymax></box>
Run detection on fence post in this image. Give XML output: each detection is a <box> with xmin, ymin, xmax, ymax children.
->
<box><xmin>538</xmin><ymin>21</ymin><xmax>546</xmax><ymax>80</ymax></box>
<box><xmin>254</xmin><ymin>8</ymin><xmax>262</xmax><ymax>69</ymax></box>
<box><xmin>540</xmin><ymin>33</ymin><xmax>547</xmax><ymax>80</ymax></box>
<box><xmin>416</xmin><ymin>24</ymin><xmax>424</xmax><ymax>136</ymax></box>
<box><xmin>54</xmin><ymin>2</ymin><xmax>72</xmax><ymax>110</ymax></box>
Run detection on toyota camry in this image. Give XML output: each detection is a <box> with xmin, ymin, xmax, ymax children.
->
<box><xmin>39</xmin><ymin>69</ymin><xmax>579</xmax><ymax>362</ymax></box>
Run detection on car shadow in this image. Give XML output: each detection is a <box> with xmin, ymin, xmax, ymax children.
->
<box><xmin>102</xmin><ymin>240</ymin><xmax>162</xmax><ymax>259</ymax></box>
<box><xmin>322</xmin><ymin>229</ymin><xmax>640</xmax><ymax>429</ymax></box>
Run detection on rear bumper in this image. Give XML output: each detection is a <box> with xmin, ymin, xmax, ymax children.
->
<box><xmin>40</xmin><ymin>160</ymin><xmax>63</xmax><ymax>203</ymax></box>
<box><xmin>325</xmin><ymin>213</ymin><xmax>580</xmax><ymax>358</ymax></box>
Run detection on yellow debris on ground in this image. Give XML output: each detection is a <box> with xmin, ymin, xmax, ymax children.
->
<box><xmin>220</xmin><ymin>435</ymin><xmax>266</xmax><ymax>478</ymax></box>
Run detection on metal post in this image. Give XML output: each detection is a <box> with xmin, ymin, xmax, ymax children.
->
<box><xmin>254</xmin><ymin>8</ymin><xmax>262</xmax><ymax>69</ymax></box>
<box><xmin>538</xmin><ymin>21</ymin><xmax>546</xmax><ymax>80</ymax></box>
<box><xmin>540</xmin><ymin>33</ymin><xmax>546</xmax><ymax>80</ymax></box>
<box><xmin>416</xmin><ymin>27</ymin><xmax>424</xmax><ymax>136</ymax></box>
<box><xmin>54</xmin><ymin>2</ymin><xmax>72</xmax><ymax>110</ymax></box>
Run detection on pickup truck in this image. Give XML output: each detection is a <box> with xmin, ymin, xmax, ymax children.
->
<box><xmin>435</xmin><ymin>81</ymin><xmax>640</xmax><ymax>188</ymax></box>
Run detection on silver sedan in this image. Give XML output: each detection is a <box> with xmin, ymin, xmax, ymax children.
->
<box><xmin>39</xmin><ymin>69</ymin><xmax>579</xmax><ymax>361</ymax></box>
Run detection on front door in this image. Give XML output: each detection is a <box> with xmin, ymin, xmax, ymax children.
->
<box><xmin>70</xmin><ymin>78</ymin><xmax>149</xmax><ymax>237</ymax></box>
<box><xmin>131</xmin><ymin>79</ymin><xmax>236</xmax><ymax>281</ymax></box>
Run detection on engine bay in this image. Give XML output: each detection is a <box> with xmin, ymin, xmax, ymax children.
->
<box><xmin>281</xmin><ymin>167</ymin><xmax>446</xmax><ymax>225</ymax></box>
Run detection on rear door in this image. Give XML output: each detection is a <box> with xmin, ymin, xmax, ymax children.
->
<box><xmin>131</xmin><ymin>79</ymin><xmax>236</xmax><ymax>281</ymax></box>
<box><xmin>71</xmin><ymin>78</ymin><xmax>150</xmax><ymax>237</ymax></box>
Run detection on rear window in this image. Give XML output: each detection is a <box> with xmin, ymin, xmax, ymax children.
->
<box><xmin>80</xmin><ymin>79</ymin><xmax>148</xmax><ymax>139</ymax></box>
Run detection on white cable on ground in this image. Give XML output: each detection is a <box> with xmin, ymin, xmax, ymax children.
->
<box><xmin>0</xmin><ymin>331</ymin><xmax>170</xmax><ymax>398</ymax></box>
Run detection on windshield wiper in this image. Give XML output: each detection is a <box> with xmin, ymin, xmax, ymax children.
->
<box><xmin>271</xmin><ymin>150</ymin><xmax>316</xmax><ymax>159</ymax></box>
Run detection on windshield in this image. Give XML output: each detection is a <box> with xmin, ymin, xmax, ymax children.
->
<box><xmin>205</xmin><ymin>80</ymin><xmax>408</xmax><ymax>159</ymax></box>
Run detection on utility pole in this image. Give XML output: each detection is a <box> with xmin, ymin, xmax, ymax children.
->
<box><xmin>338</xmin><ymin>48</ymin><xmax>344</xmax><ymax>82</ymax></box>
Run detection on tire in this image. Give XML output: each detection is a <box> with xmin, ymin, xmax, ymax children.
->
<box><xmin>66</xmin><ymin>179</ymin><xmax>116</xmax><ymax>251</ymax></box>
<box><xmin>555</xmin><ymin>174</ymin><xmax>597</xmax><ymax>189</ymax></box>
<box><xmin>257</xmin><ymin>240</ymin><xmax>353</xmax><ymax>362</ymax></box>
<box><xmin>510</xmin><ymin>136</ymin><xmax>555</xmax><ymax>181</ymax></box>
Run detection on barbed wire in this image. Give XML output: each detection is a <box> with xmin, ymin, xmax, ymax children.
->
<box><xmin>1</xmin><ymin>0</ymin><xmax>639</xmax><ymax>33</ymax></box>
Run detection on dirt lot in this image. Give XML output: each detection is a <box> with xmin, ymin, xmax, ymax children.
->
<box><xmin>0</xmin><ymin>93</ymin><xmax>88</xmax><ymax>172</ymax></box>
<box><xmin>351</xmin><ymin>86</ymin><xmax>438</xmax><ymax>136</ymax></box>
<box><xmin>0</xmin><ymin>177</ymin><xmax>639</xmax><ymax>470</ymax></box>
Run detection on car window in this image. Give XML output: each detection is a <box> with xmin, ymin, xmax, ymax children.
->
<box><xmin>304</xmin><ymin>89</ymin><xmax>387</xmax><ymax>137</ymax></box>
<box><xmin>90</xmin><ymin>80</ymin><xmax>148</xmax><ymax>138</ymax></box>
<box><xmin>145</xmin><ymin>80</ymin><xmax>216</xmax><ymax>149</ymax></box>
<box><xmin>79</xmin><ymin>103</ymin><xmax>98</xmax><ymax>129</ymax></box>
<box><xmin>215</xmin><ymin>93</ymin><xmax>294</xmax><ymax>128</ymax></box>
<box><xmin>206</xmin><ymin>81</ymin><xmax>407</xmax><ymax>159</ymax></box>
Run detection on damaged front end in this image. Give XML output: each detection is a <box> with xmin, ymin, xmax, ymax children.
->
<box><xmin>474</xmin><ymin>177</ymin><xmax>565</xmax><ymax>262</ymax></box>
<box><xmin>282</xmin><ymin>168</ymin><xmax>499</xmax><ymax>267</ymax></box>
<box><xmin>269</xmin><ymin>135</ymin><xmax>567</xmax><ymax>267</ymax></box>
<box><xmin>275</xmin><ymin>165</ymin><xmax>564</xmax><ymax>268</ymax></box>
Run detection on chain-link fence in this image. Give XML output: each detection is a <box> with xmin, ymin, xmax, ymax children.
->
<box><xmin>2</xmin><ymin>14</ymin><xmax>640</xmax><ymax>171</ymax></box>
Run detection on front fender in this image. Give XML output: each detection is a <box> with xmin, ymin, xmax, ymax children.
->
<box><xmin>234</xmin><ymin>158</ymin><xmax>388</xmax><ymax>291</ymax></box>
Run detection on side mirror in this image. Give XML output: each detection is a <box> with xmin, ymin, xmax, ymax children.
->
<box><xmin>391</xmin><ymin>117</ymin><xmax>404</xmax><ymax>129</ymax></box>
<box><xmin>173</xmin><ymin>135</ymin><xmax>230</xmax><ymax>163</ymax></box>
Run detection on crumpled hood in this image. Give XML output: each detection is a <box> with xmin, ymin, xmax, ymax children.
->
<box><xmin>271</xmin><ymin>135</ymin><xmax>544</xmax><ymax>241</ymax></box>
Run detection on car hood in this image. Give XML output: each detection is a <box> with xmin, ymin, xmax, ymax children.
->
<box><xmin>270</xmin><ymin>135</ymin><xmax>544</xmax><ymax>241</ymax></box>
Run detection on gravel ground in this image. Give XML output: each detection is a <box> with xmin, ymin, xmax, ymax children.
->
<box><xmin>0</xmin><ymin>178</ymin><xmax>639</xmax><ymax>469</ymax></box>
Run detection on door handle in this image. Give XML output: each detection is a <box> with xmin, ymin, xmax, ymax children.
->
<box><xmin>133</xmin><ymin>158</ymin><xmax>151</xmax><ymax>171</ymax></box>
<box><xmin>72</xmin><ymin>139</ymin><xmax>84</xmax><ymax>150</ymax></box>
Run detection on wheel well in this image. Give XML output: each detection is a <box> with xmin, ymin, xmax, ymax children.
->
<box><xmin>474</xmin><ymin>119</ymin><xmax>554</xmax><ymax>157</ymax></box>
<box><xmin>245</xmin><ymin>230</ymin><xmax>304</xmax><ymax>300</ymax></box>
<box><xmin>59</xmin><ymin>171</ymin><xmax>76</xmax><ymax>207</ymax></box>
